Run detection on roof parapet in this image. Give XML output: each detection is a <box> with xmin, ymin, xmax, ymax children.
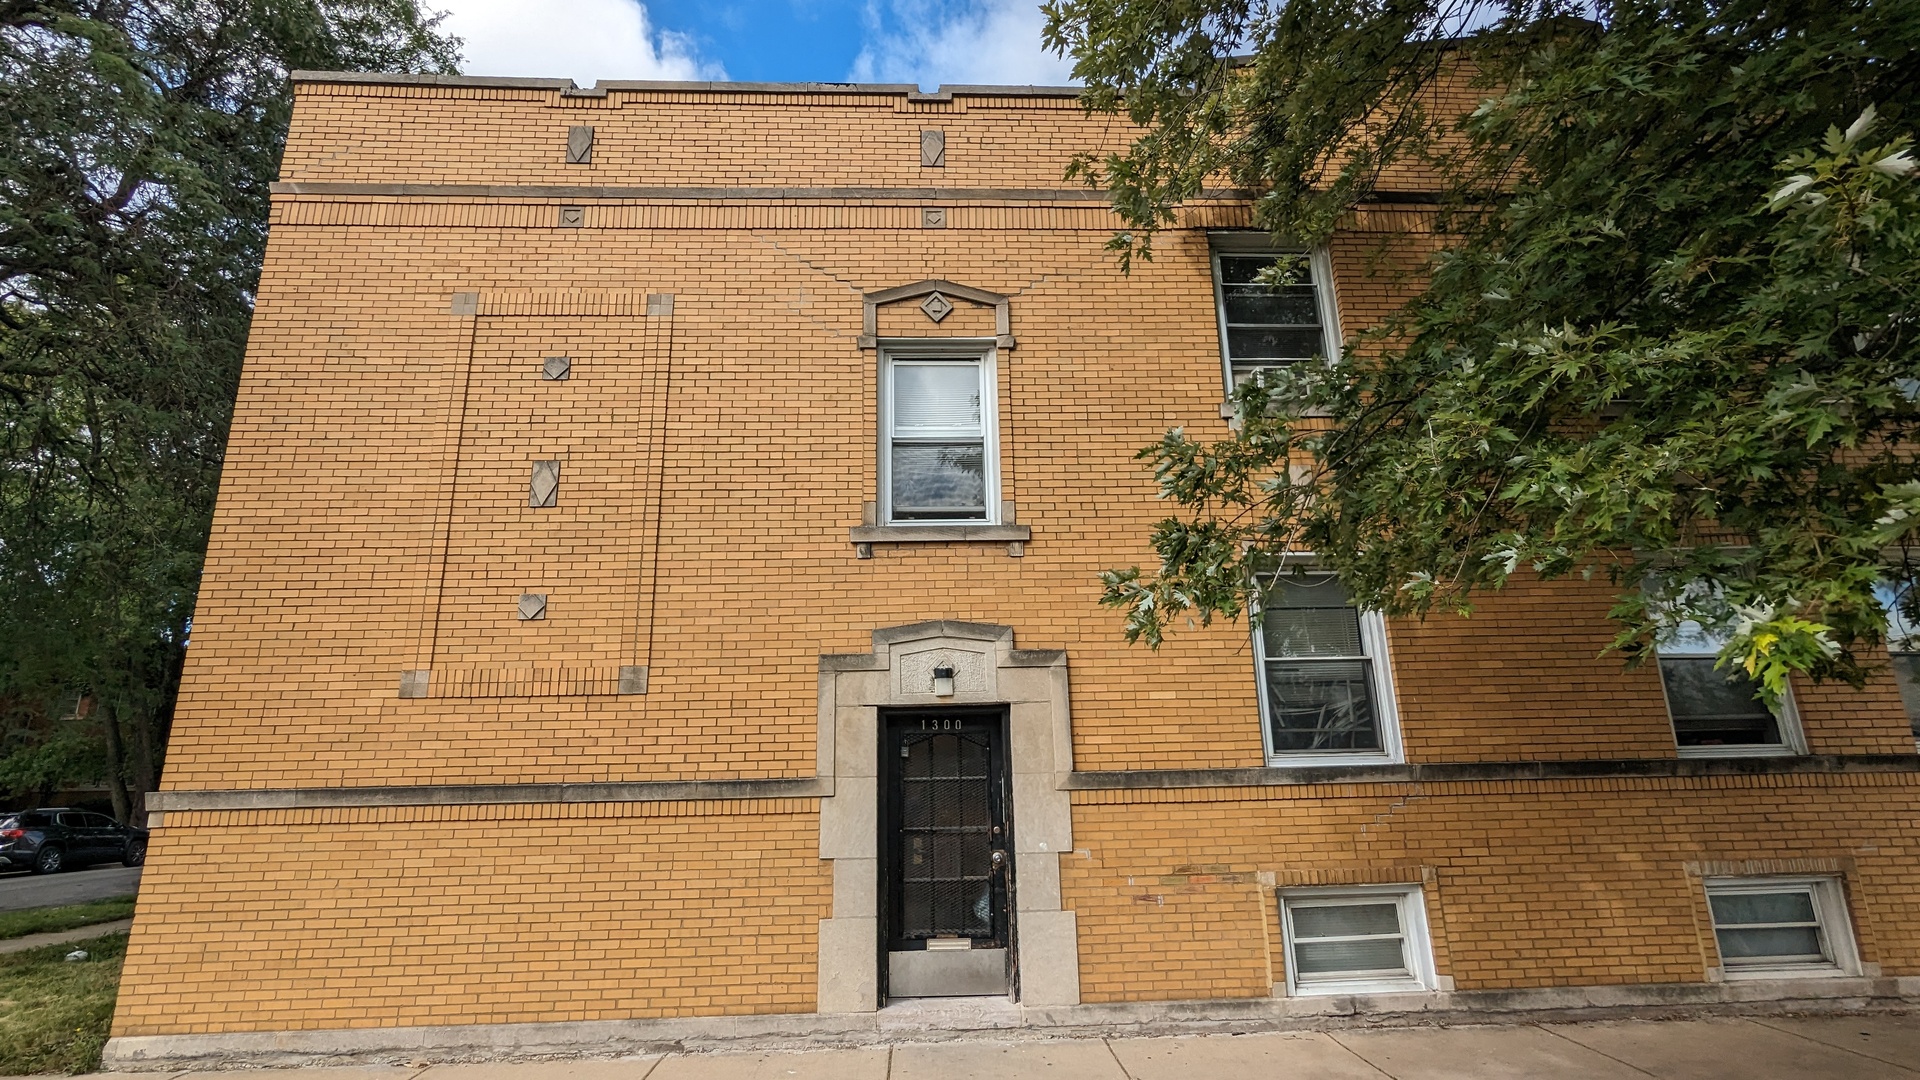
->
<box><xmin>288</xmin><ymin>70</ymin><xmax>1084</xmax><ymax>99</ymax></box>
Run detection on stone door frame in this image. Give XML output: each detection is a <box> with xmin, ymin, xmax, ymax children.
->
<box><xmin>815</xmin><ymin>621</ymin><xmax>1080</xmax><ymax>1010</ymax></box>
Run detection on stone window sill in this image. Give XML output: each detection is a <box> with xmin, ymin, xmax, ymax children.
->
<box><xmin>849</xmin><ymin>524</ymin><xmax>1031</xmax><ymax>559</ymax></box>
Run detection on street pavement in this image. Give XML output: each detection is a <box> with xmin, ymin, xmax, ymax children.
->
<box><xmin>0</xmin><ymin>863</ymin><xmax>140</xmax><ymax>911</ymax></box>
<box><xmin>38</xmin><ymin>1015</ymin><xmax>1920</xmax><ymax>1079</ymax></box>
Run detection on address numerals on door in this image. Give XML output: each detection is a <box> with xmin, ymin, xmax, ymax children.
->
<box><xmin>919</xmin><ymin>717</ymin><xmax>968</xmax><ymax>731</ymax></box>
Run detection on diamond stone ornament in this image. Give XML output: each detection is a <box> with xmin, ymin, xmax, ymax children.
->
<box><xmin>518</xmin><ymin>593</ymin><xmax>547</xmax><ymax>620</ymax></box>
<box><xmin>920</xmin><ymin>291</ymin><xmax>954</xmax><ymax>323</ymax></box>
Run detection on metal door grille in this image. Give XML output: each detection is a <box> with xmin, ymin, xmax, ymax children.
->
<box><xmin>898</xmin><ymin>731</ymin><xmax>993</xmax><ymax>939</ymax></box>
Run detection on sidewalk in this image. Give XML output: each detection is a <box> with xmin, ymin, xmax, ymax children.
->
<box><xmin>0</xmin><ymin>918</ymin><xmax>132</xmax><ymax>955</ymax></box>
<box><xmin>38</xmin><ymin>1014</ymin><xmax>1920</xmax><ymax>1080</ymax></box>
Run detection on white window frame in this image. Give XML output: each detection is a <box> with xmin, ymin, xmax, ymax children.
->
<box><xmin>1252</xmin><ymin>565</ymin><xmax>1403</xmax><ymax>767</ymax></box>
<box><xmin>1704</xmin><ymin>876</ymin><xmax>1860</xmax><ymax>980</ymax></box>
<box><xmin>877</xmin><ymin>342</ymin><xmax>1001</xmax><ymax>527</ymax></box>
<box><xmin>1278</xmin><ymin>885</ymin><xmax>1436</xmax><ymax>997</ymax></box>
<box><xmin>1208</xmin><ymin>237</ymin><xmax>1343</xmax><ymax>397</ymax></box>
<box><xmin>1655</xmin><ymin>624</ymin><xmax>1806</xmax><ymax>758</ymax></box>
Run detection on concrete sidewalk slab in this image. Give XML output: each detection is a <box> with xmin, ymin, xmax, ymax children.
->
<box><xmin>1109</xmin><ymin>1032</ymin><xmax>1389</xmax><ymax>1079</ymax></box>
<box><xmin>177</xmin><ymin>1069</ymin><xmax>422</xmax><ymax>1080</ymax></box>
<box><xmin>890</xmin><ymin>1040</ymin><xmax>1124</xmax><ymax>1080</ymax></box>
<box><xmin>176</xmin><ymin>1060</ymin><xmax>424</xmax><ymax>1068</ymax></box>
<box><xmin>1546</xmin><ymin>1018</ymin><xmax>1920</xmax><ymax>1079</ymax></box>
<box><xmin>1754</xmin><ymin>1015</ymin><xmax>1920</xmax><ymax>1070</ymax></box>
<box><xmin>649</xmin><ymin>1048</ymin><xmax>888</xmax><ymax>1080</ymax></box>
<box><xmin>1330</xmin><ymin>1025</ymin><xmax>1652</xmax><ymax>1080</ymax></box>
<box><xmin>0</xmin><ymin>918</ymin><xmax>133</xmax><ymax>954</ymax></box>
<box><xmin>421</xmin><ymin>1060</ymin><xmax>661</xmax><ymax>1079</ymax></box>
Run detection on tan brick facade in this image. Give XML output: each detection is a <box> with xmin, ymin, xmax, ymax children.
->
<box><xmin>113</xmin><ymin>73</ymin><xmax>1920</xmax><ymax>1040</ymax></box>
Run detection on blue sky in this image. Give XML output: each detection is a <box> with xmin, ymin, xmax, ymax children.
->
<box><xmin>437</xmin><ymin>0</ymin><xmax>1076</xmax><ymax>89</ymax></box>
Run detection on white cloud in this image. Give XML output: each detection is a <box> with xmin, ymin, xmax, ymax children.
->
<box><xmin>437</xmin><ymin>0</ymin><xmax>725</xmax><ymax>86</ymax></box>
<box><xmin>849</xmin><ymin>0</ymin><xmax>1077</xmax><ymax>88</ymax></box>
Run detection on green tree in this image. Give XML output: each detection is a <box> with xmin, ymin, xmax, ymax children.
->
<box><xmin>1046</xmin><ymin>1</ymin><xmax>1920</xmax><ymax>701</ymax></box>
<box><xmin>0</xmin><ymin>2</ymin><xmax>459</xmax><ymax>820</ymax></box>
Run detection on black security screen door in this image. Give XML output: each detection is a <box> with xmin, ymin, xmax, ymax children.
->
<box><xmin>884</xmin><ymin>710</ymin><xmax>1009</xmax><ymax>950</ymax></box>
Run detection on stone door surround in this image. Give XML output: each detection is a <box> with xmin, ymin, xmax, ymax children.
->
<box><xmin>816</xmin><ymin>620</ymin><xmax>1080</xmax><ymax>1010</ymax></box>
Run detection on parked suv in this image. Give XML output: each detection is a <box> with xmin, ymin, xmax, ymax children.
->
<box><xmin>0</xmin><ymin>808</ymin><xmax>147</xmax><ymax>874</ymax></box>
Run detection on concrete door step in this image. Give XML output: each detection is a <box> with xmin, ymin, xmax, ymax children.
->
<box><xmin>878</xmin><ymin>996</ymin><xmax>1022</xmax><ymax>1033</ymax></box>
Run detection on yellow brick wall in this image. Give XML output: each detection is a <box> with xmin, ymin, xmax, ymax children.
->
<box><xmin>116</xmin><ymin>78</ymin><xmax>1920</xmax><ymax>1037</ymax></box>
<box><xmin>1066</xmin><ymin>775</ymin><xmax>1920</xmax><ymax>1003</ymax></box>
<box><xmin>113</xmin><ymin>801</ymin><xmax>826</xmax><ymax>1034</ymax></box>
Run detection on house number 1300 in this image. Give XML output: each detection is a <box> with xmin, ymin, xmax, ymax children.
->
<box><xmin>920</xmin><ymin>718</ymin><xmax>965</xmax><ymax>731</ymax></box>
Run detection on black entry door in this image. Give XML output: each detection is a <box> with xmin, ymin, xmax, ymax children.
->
<box><xmin>882</xmin><ymin>709</ymin><xmax>1011</xmax><ymax>995</ymax></box>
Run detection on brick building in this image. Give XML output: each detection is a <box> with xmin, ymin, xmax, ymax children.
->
<box><xmin>109</xmin><ymin>71</ymin><xmax>1920</xmax><ymax>1056</ymax></box>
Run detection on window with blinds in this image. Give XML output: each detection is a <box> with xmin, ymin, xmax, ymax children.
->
<box><xmin>1654</xmin><ymin>618</ymin><xmax>1800</xmax><ymax>755</ymax></box>
<box><xmin>883</xmin><ymin>354</ymin><xmax>995</xmax><ymax>523</ymax></box>
<box><xmin>1280</xmin><ymin>888</ymin><xmax>1434</xmax><ymax>995</ymax></box>
<box><xmin>1706</xmin><ymin>878</ymin><xmax>1857</xmax><ymax>978</ymax></box>
<box><xmin>1212</xmin><ymin>251</ymin><xmax>1332</xmax><ymax>387</ymax></box>
<box><xmin>1255</xmin><ymin>571</ymin><xmax>1398</xmax><ymax>763</ymax></box>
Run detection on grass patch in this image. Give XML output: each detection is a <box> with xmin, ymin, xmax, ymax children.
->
<box><xmin>0</xmin><ymin>930</ymin><xmax>126</xmax><ymax>1075</ymax></box>
<box><xmin>0</xmin><ymin>897</ymin><xmax>136</xmax><ymax>941</ymax></box>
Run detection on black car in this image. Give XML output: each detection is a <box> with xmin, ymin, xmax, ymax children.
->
<box><xmin>0</xmin><ymin>808</ymin><xmax>147</xmax><ymax>874</ymax></box>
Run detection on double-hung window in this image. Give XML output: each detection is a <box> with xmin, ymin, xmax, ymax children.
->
<box><xmin>1873</xmin><ymin>579</ymin><xmax>1920</xmax><ymax>744</ymax></box>
<box><xmin>1211</xmin><ymin>246</ymin><xmax>1338</xmax><ymax>390</ymax></box>
<box><xmin>1705</xmin><ymin>877</ymin><xmax>1858</xmax><ymax>979</ymax></box>
<box><xmin>1279</xmin><ymin>887</ymin><xmax>1436</xmax><ymax>996</ymax></box>
<box><xmin>1254</xmin><ymin>571</ymin><xmax>1401</xmax><ymax>764</ymax></box>
<box><xmin>1655</xmin><ymin>618</ymin><xmax>1804</xmax><ymax>757</ymax></box>
<box><xmin>880</xmin><ymin>349</ymin><xmax>998</xmax><ymax>525</ymax></box>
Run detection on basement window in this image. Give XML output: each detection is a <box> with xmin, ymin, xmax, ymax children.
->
<box><xmin>1279</xmin><ymin>886</ymin><xmax>1435</xmax><ymax>996</ymax></box>
<box><xmin>1706</xmin><ymin>878</ymin><xmax>1858</xmax><ymax>979</ymax></box>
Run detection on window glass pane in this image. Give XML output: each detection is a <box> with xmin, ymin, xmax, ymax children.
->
<box><xmin>892</xmin><ymin>363</ymin><xmax>981</xmax><ymax>433</ymax></box>
<box><xmin>1263</xmin><ymin>602</ymin><xmax>1364</xmax><ymax>658</ymax></box>
<box><xmin>1263</xmin><ymin>575</ymin><xmax>1365</xmax><ymax>657</ymax></box>
<box><xmin>1660</xmin><ymin>657</ymin><xmax>1780</xmax><ymax>746</ymax></box>
<box><xmin>1219</xmin><ymin>255</ymin><xmax>1311</xmax><ymax>286</ymax></box>
<box><xmin>1657</xmin><ymin>618</ymin><xmax>1728</xmax><ymax>656</ymax></box>
<box><xmin>1717</xmin><ymin>926</ymin><xmax>1825</xmax><ymax>961</ymax></box>
<box><xmin>1292</xmin><ymin>902</ymin><xmax>1402</xmax><ymax>939</ymax></box>
<box><xmin>1710</xmin><ymin>890</ymin><xmax>1816</xmax><ymax>925</ymax></box>
<box><xmin>1891</xmin><ymin>654</ymin><xmax>1920</xmax><ymax>739</ymax></box>
<box><xmin>1293</xmin><ymin>937</ymin><xmax>1408</xmax><ymax>975</ymax></box>
<box><xmin>1265</xmin><ymin>659</ymin><xmax>1382</xmax><ymax>751</ymax></box>
<box><xmin>1217</xmin><ymin>255</ymin><xmax>1324</xmax><ymax>367</ymax></box>
<box><xmin>890</xmin><ymin>443</ymin><xmax>986</xmax><ymax>519</ymax></box>
<box><xmin>1874</xmin><ymin>579</ymin><xmax>1920</xmax><ymax>649</ymax></box>
<box><xmin>1227</xmin><ymin>326</ymin><xmax>1326</xmax><ymax>362</ymax></box>
<box><xmin>1223</xmin><ymin>286</ymin><xmax>1320</xmax><ymax>326</ymax></box>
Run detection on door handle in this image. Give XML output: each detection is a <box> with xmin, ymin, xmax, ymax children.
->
<box><xmin>990</xmin><ymin>849</ymin><xmax>1007</xmax><ymax>874</ymax></box>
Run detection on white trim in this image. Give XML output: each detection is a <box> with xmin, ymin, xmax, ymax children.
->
<box><xmin>877</xmin><ymin>341</ymin><xmax>1001</xmax><ymax>527</ymax></box>
<box><xmin>1278</xmin><ymin>884</ymin><xmax>1436</xmax><ymax>997</ymax></box>
<box><xmin>1705</xmin><ymin>876</ymin><xmax>1860</xmax><ymax>980</ymax></box>
<box><xmin>1207</xmin><ymin>242</ymin><xmax>1341</xmax><ymax>398</ymax></box>
<box><xmin>1251</xmin><ymin>569</ymin><xmax>1404</xmax><ymax>767</ymax></box>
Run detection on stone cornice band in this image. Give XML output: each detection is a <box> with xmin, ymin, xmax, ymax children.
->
<box><xmin>145</xmin><ymin>754</ymin><xmax>1920</xmax><ymax>813</ymax></box>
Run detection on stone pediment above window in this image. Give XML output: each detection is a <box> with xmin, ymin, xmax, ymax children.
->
<box><xmin>859</xmin><ymin>279</ymin><xmax>1015</xmax><ymax>349</ymax></box>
